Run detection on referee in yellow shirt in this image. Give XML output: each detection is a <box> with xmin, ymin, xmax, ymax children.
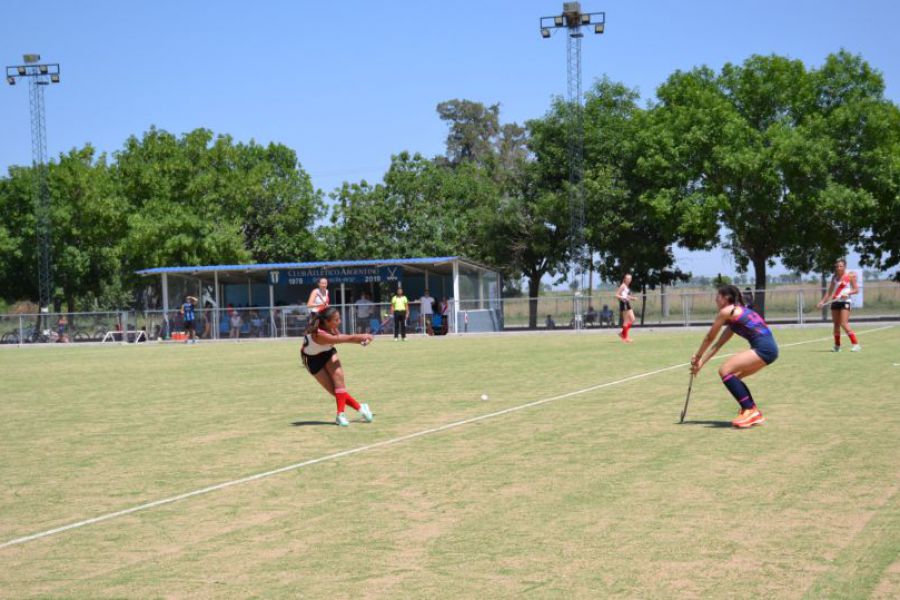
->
<box><xmin>390</xmin><ymin>287</ymin><xmax>410</xmax><ymax>341</ymax></box>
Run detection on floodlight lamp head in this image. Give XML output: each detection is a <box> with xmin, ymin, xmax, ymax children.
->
<box><xmin>17</xmin><ymin>66</ymin><xmax>26</xmax><ymax>76</ymax></box>
<box><xmin>39</xmin><ymin>64</ymin><xmax>48</xmax><ymax>74</ymax></box>
<box><xmin>563</xmin><ymin>2</ymin><xmax>582</xmax><ymax>26</ymax></box>
<box><xmin>581</xmin><ymin>14</ymin><xmax>591</xmax><ymax>24</ymax></box>
<box><xmin>554</xmin><ymin>15</ymin><xmax>564</xmax><ymax>26</ymax></box>
<box><xmin>23</xmin><ymin>54</ymin><xmax>40</xmax><ymax>64</ymax></box>
<box><xmin>594</xmin><ymin>23</ymin><xmax>604</xmax><ymax>34</ymax></box>
<box><xmin>6</xmin><ymin>76</ymin><xmax>15</xmax><ymax>85</ymax></box>
<box><xmin>541</xmin><ymin>28</ymin><xmax>551</xmax><ymax>38</ymax></box>
<box><xmin>50</xmin><ymin>73</ymin><xmax>60</xmax><ymax>83</ymax></box>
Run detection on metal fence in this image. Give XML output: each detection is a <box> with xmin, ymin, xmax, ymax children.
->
<box><xmin>498</xmin><ymin>283</ymin><xmax>900</xmax><ymax>330</ymax></box>
<box><xmin>0</xmin><ymin>302</ymin><xmax>459</xmax><ymax>345</ymax></box>
<box><xmin>1</xmin><ymin>283</ymin><xmax>898</xmax><ymax>345</ymax></box>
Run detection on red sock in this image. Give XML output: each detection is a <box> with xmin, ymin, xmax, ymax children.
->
<box><xmin>834</xmin><ymin>334</ymin><xmax>841</xmax><ymax>347</ymax></box>
<box><xmin>847</xmin><ymin>331</ymin><xmax>858</xmax><ymax>344</ymax></box>
<box><xmin>623</xmin><ymin>322</ymin><xmax>633</xmax><ymax>337</ymax></box>
<box><xmin>334</xmin><ymin>388</ymin><xmax>360</xmax><ymax>412</ymax></box>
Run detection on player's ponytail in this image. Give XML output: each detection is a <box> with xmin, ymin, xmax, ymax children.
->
<box><xmin>305</xmin><ymin>312</ymin><xmax>320</xmax><ymax>335</ymax></box>
<box><xmin>717</xmin><ymin>284</ymin><xmax>744</xmax><ymax>307</ymax></box>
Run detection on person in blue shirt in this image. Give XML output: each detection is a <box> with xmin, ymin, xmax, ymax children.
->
<box><xmin>690</xmin><ymin>285</ymin><xmax>779</xmax><ymax>429</ymax></box>
<box><xmin>181</xmin><ymin>295</ymin><xmax>199</xmax><ymax>344</ymax></box>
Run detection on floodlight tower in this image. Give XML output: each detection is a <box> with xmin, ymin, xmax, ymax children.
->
<box><xmin>6</xmin><ymin>54</ymin><xmax>61</xmax><ymax>318</ymax></box>
<box><xmin>540</xmin><ymin>3</ymin><xmax>604</xmax><ymax>329</ymax></box>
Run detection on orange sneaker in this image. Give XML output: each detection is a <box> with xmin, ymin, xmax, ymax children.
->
<box><xmin>731</xmin><ymin>408</ymin><xmax>759</xmax><ymax>427</ymax></box>
<box><xmin>733</xmin><ymin>409</ymin><xmax>765</xmax><ymax>428</ymax></box>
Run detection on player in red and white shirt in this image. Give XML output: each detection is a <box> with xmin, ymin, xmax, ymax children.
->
<box><xmin>616</xmin><ymin>273</ymin><xmax>637</xmax><ymax>343</ymax></box>
<box><xmin>816</xmin><ymin>259</ymin><xmax>861</xmax><ymax>352</ymax></box>
<box><xmin>306</xmin><ymin>277</ymin><xmax>330</xmax><ymax>314</ymax></box>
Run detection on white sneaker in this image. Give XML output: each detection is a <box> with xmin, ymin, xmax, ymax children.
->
<box><xmin>851</xmin><ymin>344</ymin><xmax>861</xmax><ymax>352</ymax></box>
<box><xmin>832</xmin><ymin>345</ymin><xmax>842</xmax><ymax>352</ymax></box>
<box><xmin>335</xmin><ymin>413</ymin><xmax>349</xmax><ymax>427</ymax></box>
<box><xmin>359</xmin><ymin>403</ymin><xmax>374</xmax><ymax>423</ymax></box>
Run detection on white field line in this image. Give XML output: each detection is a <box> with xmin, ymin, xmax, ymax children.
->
<box><xmin>1</xmin><ymin>325</ymin><xmax>894</xmax><ymax>551</ymax></box>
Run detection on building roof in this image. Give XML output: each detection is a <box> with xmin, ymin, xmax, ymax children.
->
<box><xmin>136</xmin><ymin>256</ymin><xmax>493</xmax><ymax>276</ymax></box>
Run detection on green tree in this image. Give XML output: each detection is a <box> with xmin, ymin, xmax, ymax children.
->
<box><xmin>813</xmin><ymin>52</ymin><xmax>900</xmax><ymax>280</ymax></box>
<box><xmin>646</xmin><ymin>53</ymin><xmax>895</xmax><ymax>314</ymax></box>
<box><xmin>0</xmin><ymin>166</ymin><xmax>36</xmax><ymax>302</ymax></box>
<box><xmin>581</xmin><ymin>79</ymin><xmax>695</xmax><ymax>298</ymax></box>
<box><xmin>48</xmin><ymin>146</ymin><xmax>129</xmax><ymax>312</ymax></box>
<box><xmin>187</xmin><ymin>135</ymin><xmax>325</xmax><ymax>263</ymax></box>
<box><xmin>328</xmin><ymin>152</ymin><xmax>499</xmax><ymax>261</ymax></box>
<box><xmin>326</xmin><ymin>179</ymin><xmax>394</xmax><ymax>260</ymax></box>
<box><xmin>772</xmin><ymin>51</ymin><xmax>896</xmax><ymax>278</ymax></box>
<box><xmin>481</xmin><ymin>162</ymin><xmax>571</xmax><ymax>328</ymax></box>
<box><xmin>113</xmin><ymin>128</ymin><xmax>251</xmax><ymax>295</ymax></box>
<box><xmin>436</xmin><ymin>100</ymin><xmax>501</xmax><ymax>166</ymax></box>
<box><xmin>526</xmin><ymin>78</ymin><xmax>695</xmax><ymax>324</ymax></box>
<box><xmin>113</xmin><ymin>127</ymin><xmax>325</xmax><ymax>303</ymax></box>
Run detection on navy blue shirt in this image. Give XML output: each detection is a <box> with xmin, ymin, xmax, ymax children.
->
<box><xmin>728</xmin><ymin>306</ymin><xmax>771</xmax><ymax>342</ymax></box>
<box><xmin>183</xmin><ymin>302</ymin><xmax>195</xmax><ymax>322</ymax></box>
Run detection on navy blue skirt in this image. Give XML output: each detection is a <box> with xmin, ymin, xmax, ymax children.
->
<box><xmin>751</xmin><ymin>335</ymin><xmax>779</xmax><ymax>365</ymax></box>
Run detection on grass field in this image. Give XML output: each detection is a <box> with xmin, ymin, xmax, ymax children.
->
<box><xmin>1</xmin><ymin>326</ymin><xmax>898</xmax><ymax>598</ymax></box>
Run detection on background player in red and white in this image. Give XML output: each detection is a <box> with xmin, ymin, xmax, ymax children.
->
<box><xmin>616</xmin><ymin>273</ymin><xmax>637</xmax><ymax>342</ymax></box>
<box><xmin>306</xmin><ymin>277</ymin><xmax>330</xmax><ymax>315</ymax></box>
<box><xmin>816</xmin><ymin>259</ymin><xmax>861</xmax><ymax>352</ymax></box>
<box><xmin>691</xmin><ymin>285</ymin><xmax>779</xmax><ymax>428</ymax></box>
<box><xmin>301</xmin><ymin>307</ymin><xmax>374</xmax><ymax>427</ymax></box>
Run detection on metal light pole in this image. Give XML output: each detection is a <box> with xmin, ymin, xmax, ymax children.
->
<box><xmin>540</xmin><ymin>3</ymin><xmax>604</xmax><ymax>330</ymax></box>
<box><xmin>6</xmin><ymin>55</ymin><xmax>61</xmax><ymax>320</ymax></box>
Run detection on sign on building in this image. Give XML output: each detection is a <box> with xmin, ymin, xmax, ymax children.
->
<box><xmin>268</xmin><ymin>266</ymin><xmax>403</xmax><ymax>286</ymax></box>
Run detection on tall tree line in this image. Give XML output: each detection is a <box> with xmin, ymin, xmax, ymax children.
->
<box><xmin>0</xmin><ymin>51</ymin><xmax>897</xmax><ymax>324</ymax></box>
<box><xmin>0</xmin><ymin>128</ymin><xmax>324</xmax><ymax>312</ymax></box>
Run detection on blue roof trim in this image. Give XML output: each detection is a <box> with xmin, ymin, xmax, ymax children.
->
<box><xmin>135</xmin><ymin>257</ymin><xmax>461</xmax><ymax>275</ymax></box>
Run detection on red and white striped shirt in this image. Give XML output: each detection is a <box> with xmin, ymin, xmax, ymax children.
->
<box><xmin>831</xmin><ymin>273</ymin><xmax>853</xmax><ymax>300</ymax></box>
<box><xmin>310</xmin><ymin>288</ymin><xmax>329</xmax><ymax>313</ymax></box>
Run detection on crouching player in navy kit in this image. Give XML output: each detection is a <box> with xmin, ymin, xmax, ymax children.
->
<box><xmin>690</xmin><ymin>285</ymin><xmax>779</xmax><ymax>428</ymax></box>
<box><xmin>302</xmin><ymin>307</ymin><xmax>375</xmax><ymax>427</ymax></box>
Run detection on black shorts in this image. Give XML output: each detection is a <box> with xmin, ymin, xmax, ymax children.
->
<box><xmin>302</xmin><ymin>348</ymin><xmax>336</xmax><ymax>375</ymax></box>
<box><xmin>619</xmin><ymin>300</ymin><xmax>632</xmax><ymax>312</ymax></box>
<box><xmin>184</xmin><ymin>320</ymin><xmax>194</xmax><ymax>331</ymax></box>
<box><xmin>830</xmin><ymin>300</ymin><xmax>851</xmax><ymax>311</ymax></box>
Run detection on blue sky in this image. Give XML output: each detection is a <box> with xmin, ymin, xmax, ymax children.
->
<box><xmin>2</xmin><ymin>0</ymin><xmax>898</xmax><ymax>276</ymax></box>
